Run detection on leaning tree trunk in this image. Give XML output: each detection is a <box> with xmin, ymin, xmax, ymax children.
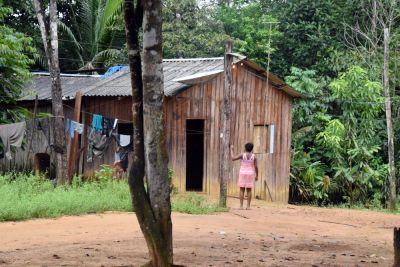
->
<box><xmin>383</xmin><ymin>28</ymin><xmax>396</xmax><ymax>211</ymax></box>
<box><xmin>33</xmin><ymin>0</ymin><xmax>67</xmax><ymax>184</ymax></box>
<box><xmin>124</xmin><ymin>0</ymin><xmax>173</xmax><ymax>266</ymax></box>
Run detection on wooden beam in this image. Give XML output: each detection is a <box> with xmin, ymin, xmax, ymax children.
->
<box><xmin>67</xmin><ymin>91</ymin><xmax>82</xmax><ymax>183</ymax></box>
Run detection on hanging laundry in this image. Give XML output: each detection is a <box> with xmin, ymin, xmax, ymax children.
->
<box><xmin>92</xmin><ymin>114</ymin><xmax>103</xmax><ymax>132</ymax></box>
<box><xmin>37</xmin><ymin>117</ymin><xmax>51</xmax><ymax>143</ymax></box>
<box><xmin>65</xmin><ymin>119</ymin><xmax>77</xmax><ymax>138</ymax></box>
<box><xmin>36</xmin><ymin>117</ymin><xmax>52</xmax><ymax>152</ymax></box>
<box><xmin>87</xmin><ymin>127</ymin><xmax>111</xmax><ymax>162</ymax></box>
<box><xmin>0</xmin><ymin>140</ymin><xmax>3</xmax><ymax>159</ymax></box>
<box><xmin>102</xmin><ymin>117</ymin><xmax>116</xmax><ymax>137</ymax></box>
<box><xmin>0</xmin><ymin>121</ymin><xmax>26</xmax><ymax>160</ymax></box>
<box><xmin>119</xmin><ymin>134</ymin><xmax>131</xmax><ymax>147</ymax></box>
<box><xmin>118</xmin><ymin>146</ymin><xmax>130</xmax><ymax>172</ymax></box>
<box><xmin>65</xmin><ymin>118</ymin><xmax>70</xmax><ymax>134</ymax></box>
<box><xmin>75</xmin><ymin>122</ymin><xmax>84</xmax><ymax>134</ymax></box>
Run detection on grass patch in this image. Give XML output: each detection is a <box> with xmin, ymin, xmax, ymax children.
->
<box><xmin>0</xmin><ymin>172</ymin><xmax>225</xmax><ymax>222</ymax></box>
<box><xmin>172</xmin><ymin>193</ymin><xmax>227</xmax><ymax>214</ymax></box>
<box><xmin>332</xmin><ymin>202</ymin><xmax>400</xmax><ymax>215</ymax></box>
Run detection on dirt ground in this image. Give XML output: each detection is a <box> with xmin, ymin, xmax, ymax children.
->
<box><xmin>0</xmin><ymin>199</ymin><xmax>399</xmax><ymax>267</ymax></box>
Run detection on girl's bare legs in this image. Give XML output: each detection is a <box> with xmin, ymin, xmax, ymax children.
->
<box><xmin>239</xmin><ymin>187</ymin><xmax>245</xmax><ymax>209</ymax></box>
<box><xmin>246</xmin><ymin>188</ymin><xmax>252</xmax><ymax>209</ymax></box>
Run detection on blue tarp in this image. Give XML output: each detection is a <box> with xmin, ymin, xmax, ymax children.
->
<box><xmin>102</xmin><ymin>66</ymin><xmax>128</xmax><ymax>78</ymax></box>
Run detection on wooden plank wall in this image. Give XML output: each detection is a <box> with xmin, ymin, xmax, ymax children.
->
<box><xmin>165</xmin><ymin>64</ymin><xmax>293</xmax><ymax>202</ymax></box>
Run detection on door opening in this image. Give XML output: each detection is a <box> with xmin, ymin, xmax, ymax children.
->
<box><xmin>34</xmin><ymin>153</ymin><xmax>50</xmax><ymax>178</ymax></box>
<box><xmin>186</xmin><ymin>119</ymin><xmax>204</xmax><ymax>191</ymax></box>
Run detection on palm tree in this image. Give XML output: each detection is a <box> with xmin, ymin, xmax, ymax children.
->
<box><xmin>59</xmin><ymin>0</ymin><xmax>125</xmax><ymax>70</ymax></box>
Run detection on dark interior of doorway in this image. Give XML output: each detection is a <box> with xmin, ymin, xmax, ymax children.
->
<box><xmin>186</xmin><ymin>119</ymin><xmax>204</xmax><ymax>191</ymax></box>
<box><xmin>34</xmin><ymin>153</ymin><xmax>54</xmax><ymax>179</ymax></box>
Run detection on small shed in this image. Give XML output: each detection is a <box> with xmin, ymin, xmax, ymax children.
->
<box><xmin>4</xmin><ymin>56</ymin><xmax>301</xmax><ymax>202</ymax></box>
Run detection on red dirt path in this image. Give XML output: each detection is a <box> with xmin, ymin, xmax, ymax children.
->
<box><xmin>0</xmin><ymin>200</ymin><xmax>399</xmax><ymax>266</ymax></box>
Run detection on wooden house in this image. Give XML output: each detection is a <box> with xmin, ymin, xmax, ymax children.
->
<box><xmin>3</xmin><ymin>55</ymin><xmax>301</xmax><ymax>202</ymax></box>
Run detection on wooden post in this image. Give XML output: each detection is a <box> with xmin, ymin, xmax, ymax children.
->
<box><xmin>219</xmin><ymin>40</ymin><xmax>233</xmax><ymax>207</ymax></box>
<box><xmin>25</xmin><ymin>94</ymin><xmax>39</xmax><ymax>170</ymax></box>
<box><xmin>67</xmin><ymin>91</ymin><xmax>82</xmax><ymax>183</ymax></box>
<box><xmin>395</xmin><ymin>227</ymin><xmax>400</xmax><ymax>266</ymax></box>
<box><xmin>383</xmin><ymin>28</ymin><xmax>397</xmax><ymax>210</ymax></box>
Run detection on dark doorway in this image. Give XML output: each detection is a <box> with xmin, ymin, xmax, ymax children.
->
<box><xmin>186</xmin><ymin>119</ymin><xmax>204</xmax><ymax>191</ymax></box>
<box><xmin>34</xmin><ymin>153</ymin><xmax>51</xmax><ymax>177</ymax></box>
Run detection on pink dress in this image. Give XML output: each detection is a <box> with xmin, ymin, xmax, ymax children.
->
<box><xmin>238</xmin><ymin>153</ymin><xmax>256</xmax><ymax>188</ymax></box>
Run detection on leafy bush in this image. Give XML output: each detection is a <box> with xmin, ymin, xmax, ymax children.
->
<box><xmin>288</xmin><ymin>66</ymin><xmax>387</xmax><ymax>206</ymax></box>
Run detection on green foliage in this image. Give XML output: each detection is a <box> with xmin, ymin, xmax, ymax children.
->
<box><xmin>290</xmin><ymin>153</ymin><xmax>329</xmax><ymax>202</ymax></box>
<box><xmin>0</xmin><ymin>173</ymin><xmax>131</xmax><ymax>221</ymax></box>
<box><xmin>288</xmin><ymin>65</ymin><xmax>387</xmax><ymax>205</ymax></box>
<box><xmin>168</xmin><ymin>168</ymin><xmax>178</xmax><ymax>195</ymax></box>
<box><xmin>163</xmin><ymin>0</ymin><xmax>228</xmax><ymax>58</ymax></box>
<box><xmin>0</xmin><ymin>5</ymin><xmax>35</xmax><ymax>123</ymax></box>
<box><xmin>269</xmin><ymin>0</ymin><xmax>357</xmax><ymax>77</ymax></box>
<box><xmin>216</xmin><ymin>0</ymin><xmax>281</xmax><ymax>67</ymax></box>
<box><xmin>172</xmin><ymin>193</ymin><xmax>227</xmax><ymax>214</ymax></box>
<box><xmin>0</xmin><ymin>173</ymin><xmax>225</xmax><ymax>221</ymax></box>
<box><xmin>95</xmin><ymin>164</ymin><xmax>114</xmax><ymax>184</ymax></box>
<box><xmin>57</xmin><ymin>0</ymin><xmax>126</xmax><ymax>69</ymax></box>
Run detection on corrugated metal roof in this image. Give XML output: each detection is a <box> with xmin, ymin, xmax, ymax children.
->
<box><xmin>20</xmin><ymin>73</ymin><xmax>101</xmax><ymax>101</ymax></box>
<box><xmin>84</xmin><ymin>57</ymin><xmax>224</xmax><ymax>97</ymax></box>
<box><xmin>21</xmin><ymin>58</ymin><xmax>224</xmax><ymax>100</ymax></box>
<box><xmin>20</xmin><ymin>56</ymin><xmax>302</xmax><ymax>100</ymax></box>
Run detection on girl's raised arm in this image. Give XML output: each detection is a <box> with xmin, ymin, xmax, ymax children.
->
<box><xmin>230</xmin><ymin>145</ymin><xmax>242</xmax><ymax>161</ymax></box>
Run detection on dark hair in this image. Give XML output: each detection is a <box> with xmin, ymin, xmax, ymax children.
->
<box><xmin>245</xmin><ymin>143</ymin><xmax>254</xmax><ymax>152</ymax></box>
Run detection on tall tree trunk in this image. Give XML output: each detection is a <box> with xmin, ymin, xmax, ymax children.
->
<box><xmin>142</xmin><ymin>0</ymin><xmax>173</xmax><ymax>264</ymax></box>
<box><xmin>383</xmin><ymin>28</ymin><xmax>396</xmax><ymax>211</ymax></box>
<box><xmin>124</xmin><ymin>0</ymin><xmax>173</xmax><ymax>266</ymax></box>
<box><xmin>33</xmin><ymin>0</ymin><xmax>67</xmax><ymax>184</ymax></box>
<box><xmin>219</xmin><ymin>41</ymin><xmax>233</xmax><ymax>207</ymax></box>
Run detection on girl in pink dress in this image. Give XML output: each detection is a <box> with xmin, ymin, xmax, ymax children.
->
<box><xmin>231</xmin><ymin>143</ymin><xmax>258</xmax><ymax>209</ymax></box>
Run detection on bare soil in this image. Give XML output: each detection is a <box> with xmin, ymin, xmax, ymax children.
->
<box><xmin>0</xmin><ymin>199</ymin><xmax>399</xmax><ymax>267</ymax></box>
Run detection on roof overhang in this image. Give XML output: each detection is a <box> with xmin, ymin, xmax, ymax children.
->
<box><xmin>173</xmin><ymin>69</ymin><xmax>223</xmax><ymax>85</ymax></box>
<box><xmin>171</xmin><ymin>53</ymin><xmax>304</xmax><ymax>98</ymax></box>
<box><xmin>238</xmin><ymin>59</ymin><xmax>304</xmax><ymax>98</ymax></box>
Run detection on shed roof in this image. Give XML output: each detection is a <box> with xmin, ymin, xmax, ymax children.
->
<box><xmin>20</xmin><ymin>56</ymin><xmax>302</xmax><ymax>101</ymax></box>
<box><xmin>84</xmin><ymin>57</ymin><xmax>224</xmax><ymax>97</ymax></box>
<box><xmin>20</xmin><ymin>73</ymin><xmax>101</xmax><ymax>101</ymax></box>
